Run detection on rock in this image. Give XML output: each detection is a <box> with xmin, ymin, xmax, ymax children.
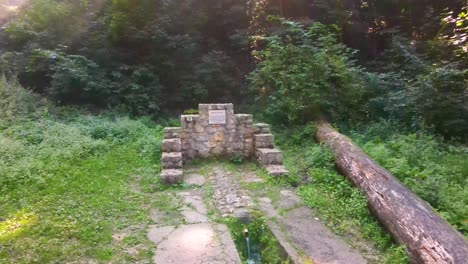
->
<box><xmin>194</xmin><ymin>123</ymin><xmax>204</xmax><ymax>133</ymax></box>
<box><xmin>160</xmin><ymin>169</ymin><xmax>183</xmax><ymax>184</ymax></box>
<box><xmin>265</xmin><ymin>165</ymin><xmax>289</xmax><ymax>176</ymax></box>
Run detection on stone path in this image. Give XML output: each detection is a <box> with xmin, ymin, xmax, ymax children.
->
<box><xmin>235</xmin><ymin>167</ymin><xmax>367</xmax><ymax>264</ymax></box>
<box><xmin>257</xmin><ymin>194</ymin><xmax>366</xmax><ymax>264</ymax></box>
<box><xmin>209</xmin><ymin>166</ymin><xmax>253</xmax><ymax>221</ymax></box>
<box><xmin>147</xmin><ymin>176</ymin><xmax>241</xmax><ymax>264</ymax></box>
<box><xmin>149</xmin><ymin>164</ymin><xmax>367</xmax><ymax>264</ymax></box>
<box><xmin>150</xmin><ymin>223</ymin><xmax>241</xmax><ymax>264</ymax></box>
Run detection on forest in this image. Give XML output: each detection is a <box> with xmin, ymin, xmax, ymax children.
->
<box><xmin>0</xmin><ymin>0</ymin><xmax>467</xmax><ymax>263</ymax></box>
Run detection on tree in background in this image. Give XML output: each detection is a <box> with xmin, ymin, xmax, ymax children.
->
<box><xmin>249</xmin><ymin>18</ymin><xmax>366</xmax><ymax>125</ymax></box>
<box><xmin>0</xmin><ymin>0</ymin><xmax>252</xmax><ymax>115</ymax></box>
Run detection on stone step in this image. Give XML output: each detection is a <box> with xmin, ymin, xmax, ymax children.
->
<box><xmin>163</xmin><ymin>127</ymin><xmax>182</xmax><ymax>139</ymax></box>
<box><xmin>160</xmin><ymin>169</ymin><xmax>183</xmax><ymax>184</ymax></box>
<box><xmin>265</xmin><ymin>165</ymin><xmax>289</xmax><ymax>176</ymax></box>
<box><xmin>254</xmin><ymin>133</ymin><xmax>274</xmax><ymax>148</ymax></box>
<box><xmin>162</xmin><ymin>138</ymin><xmax>182</xmax><ymax>152</ymax></box>
<box><xmin>162</xmin><ymin>152</ymin><xmax>183</xmax><ymax>169</ymax></box>
<box><xmin>256</xmin><ymin>148</ymin><xmax>283</xmax><ymax>165</ymax></box>
<box><xmin>254</xmin><ymin>123</ymin><xmax>271</xmax><ymax>134</ymax></box>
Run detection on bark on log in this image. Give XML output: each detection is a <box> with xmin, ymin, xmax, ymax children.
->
<box><xmin>315</xmin><ymin>121</ymin><xmax>468</xmax><ymax>264</ymax></box>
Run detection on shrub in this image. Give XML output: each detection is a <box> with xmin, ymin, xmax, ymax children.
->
<box><xmin>27</xmin><ymin>50</ymin><xmax>162</xmax><ymax>116</ymax></box>
<box><xmin>249</xmin><ymin>18</ymin><xmax>366</xmax><ymax>125</ymax></box>
<box><xmin>0</xmin><ymin>78</ymin><xmax>49</xmax><ymax>129</ymax></box>
<box><xmin>346</xmin><ymin>121</ymin><xmax>468</xmax><ymax>234</ymax></box>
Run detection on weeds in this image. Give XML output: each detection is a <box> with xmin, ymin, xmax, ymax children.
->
<box><xmin>275</xmin><ymin>125</ymin><xmax>409</xmax><ymax>263</ymax></box>
<box><xmin>0</xmin><ymin>81</ymin><xmax>164</xmax><ymax>262</ymax></box>
<box><xmin>344</xmin><ymin>121</ymin><xmax>468</xmax><ymax>235</ymax></box>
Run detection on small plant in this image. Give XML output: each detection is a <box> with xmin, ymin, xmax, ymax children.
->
<box><xmin>223</xmin><ymin>215</ymin><xmax>290</xmax><ymax>264</ymax></box>
<box><xmin>229</xmin><ymin>154</ymin><xmax>244</xmax><ymax>164</ymax></box>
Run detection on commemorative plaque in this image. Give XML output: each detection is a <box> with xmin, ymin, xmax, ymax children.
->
<box><xmin>209</xmin><ymin>110</ymin><xmax>226</xmax><ymax>125</ymax></box>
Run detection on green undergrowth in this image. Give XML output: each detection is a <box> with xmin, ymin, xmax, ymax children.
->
<box><xmin>0</xmin><ymin>81</ymin><xmax>167</xmax><ymax>263</ymax></box>
<box><xmin>274</xmin><ymin>124</ymin><xmax>409</xmax><ymax>264</ymax></box>
<box><xmin>342</xmin><ymin>121</ymin><xmax>468</xmax><ymax>235</ymax></box>
<box><xmin>223</xmin><ymin>213</ymin><xmax>290</xmax><ymax>264</ymax></box>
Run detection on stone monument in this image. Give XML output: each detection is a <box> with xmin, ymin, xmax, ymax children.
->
<box><xmin>160</xmin><ymin>104</ymin><xmax>288</xmax><ymax>184</ymax></box>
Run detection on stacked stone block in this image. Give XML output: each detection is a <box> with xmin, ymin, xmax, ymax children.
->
<box><xmin>160</xmin><ymin>127</ymin><xmax>183</xmax><ymax>184</ymax></box>
<box><xmin>160</xmin><ymin>104</ymin><xmax>288</xmax><ymax>184</ymax></box>
<box><xmin>253</xmin><ymin>123</ymin><xmax>289</xmax><ymax>176</ymax></box>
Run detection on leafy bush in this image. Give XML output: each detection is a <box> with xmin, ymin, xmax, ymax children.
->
<box><xmin>0</xmin><ymin>78</ymin><xmax>49</xmax><ymax>129</ymax></box>
<box><xmin>249</xmin><ymin>18</ymin><xmax>366</xmax><ymax>125</ymax></box>
<box><xmin>365</xmin><ymin>38</ymin><xmax>468</xmax><ymax>141</ymax></box>
<box><xmin>229</xmin><ymin>153</ymin><xmax>244</xmax><ymax>164</ymax></box>
<box><xmin>414</xmin><ymin>67</ymin><xmax>467</xmax><ymax>140</ymax></box>
<box><xmin>5</xmin><ymin>0</ymin><xmax>86</xmax><ymax>49</ymax></box>
<box><xmin>0</xmin><ymin>81</ymin><xmax>163</xmax><ymax>192</ymax></box>
<box><xmin>1</xmin><ymin>0</ymin><xmax>251</xmax><ymax>114</ymax></box>
<box><xmin>27</xmin><ymin>49</ymin><xmax>162</xmax><ymax>115</ymax></box>
<box><xmin>345</xmin><ymin>121</ymin><xmax>468</xmax><ymax>234</ymax></box>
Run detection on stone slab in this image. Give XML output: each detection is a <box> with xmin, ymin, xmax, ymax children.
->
<box><xmin>254</xmin><ymin>133</ymin><xmax>274</xmax><ymax>142</ymax></box>
<box><xmin>163</xmin><ymin>127</ymin><xmax>182</xmax><ymax>139</ymax></box>
<box><xmin>253</xmin><ymin>123</ymin><xmax>270</xmax><ymax>128</ymax></box>
<box><xmin>254</xmin><ymin>133</ymin><xmax>274</xmax><ymax>148</ymax></box>
<box><xmin>163</xmin><ymin>127</ymin><xmax>181</xmax><ymax>133</ymax></box>
<box><xmin>265</xmin><ymin>165</ymin><xmax>289</xmax><ymax>176</ymax></box>
<box><xmin>179</xmin><ymin>191</ymin><xmax>207</xmax><ymax>216</ymax></box>
<box><xmin>162</xmin><ymin>138</ymin><xmax>182</xmax><ymax>152</ymax></box>
<box><xmin>160</xmin><ymin>169</ymin><xmax>183</xmax><ymax>184</ymax></box>
<box><xmin>180</xmin><ymin>208</ymin><xmax>209</xmax><ymax>224</ymax></box>
<box><xmin>256</xmin><ymin>148</ymin><xmax>283</xmax><ymax>165</ymax></box>
<box><xmin>153</xmin><ymin>223</ymin><xmax>241</xmax><ymax>264</ymax></box>
<box><xmin>284</xmin><ymin>207</ymin><xmax>366</xmax><ymax>264</ymax></box>
<box><xmin>241</xmin><ymin>172</ymin><xmax>265</xmax><ymax>183</ymax></box>
<box><xmin>279</xmin><ymin>190</ymin><xmax>301</xmax><ymax>210</ymax></box>
<box><xmin>161</xmin><ymin>152</ymin><xmax>182</xmax><ymax>161</ymax></box>
<box><xmin>147</xmin><ymin>225</ymin><xmax>175</xmax><ymax>245</ymax></box>
<box><xmin>258</xmin><ymin>195</ymin><xmax>366</xmax><ymax>264</ymax></box>
<box><xmin>183</xmin><ymin>173</ymin><xmax>206</xmax><ymax>186</ymax></box>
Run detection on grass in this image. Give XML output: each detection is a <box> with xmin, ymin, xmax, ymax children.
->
<box><xmin>223</xmin><ymin>214</ymin><xmax>290</xmax><ymax>264</ymax></box>
<box><xmin>342</xmin><ymin>121</ymin><xmax>468</xmax><ymax>235</ymax></box>
<box><xmin>0</xmin><ymin>80</ymin><xmax>166</xmax><ymax>263</ymax></box>
<box><xmin>274</xmin><ymin>124</ymin><xmax>409</xmax><ymax>264</ymax></box>
<box><xmin>1</xmin><ymin>79</ymin><xmax>464</xmax><ymax>263</ymax></box>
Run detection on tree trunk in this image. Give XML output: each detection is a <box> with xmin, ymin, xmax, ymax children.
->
<box><xmin>315</xmin><ymin>121</ymin><xmax>468</xmax><ymax>264</ymax></box>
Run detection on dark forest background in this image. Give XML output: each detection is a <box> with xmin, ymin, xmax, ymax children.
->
<box><xmin>0</xmin><ymin>0</ymin><xmax>466</xmax><ymax>140</ymax></box>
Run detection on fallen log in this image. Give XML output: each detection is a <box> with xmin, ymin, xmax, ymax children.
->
<box><xmin>315</xmin><ymin>121</ymin><xmax>468</xmax><ymax>264</ymax></box>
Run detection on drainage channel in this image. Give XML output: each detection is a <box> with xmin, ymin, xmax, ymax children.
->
<box><xmin>223</xmin><ymin>213</ymin><xmax>290</xmax><ymax>264</ymax></box>
<box><xmin>208</xmin><ymin>166</ymin><xmax>290</xmax><ymax>264</ymax></box>
<box><xmin>208</xmin><ymin>164</ymin><xmax>368</xmax><ymax>264</ymax></box>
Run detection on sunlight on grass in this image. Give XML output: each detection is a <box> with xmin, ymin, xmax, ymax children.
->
<box><xmin>0</xmin><ymin>210</ymin><xmax>36</xmax><ymax>242</ymax></box>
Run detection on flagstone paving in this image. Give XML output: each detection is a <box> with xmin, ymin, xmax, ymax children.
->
<box><xmin>148</xmin><ymin>164</ymin><xmax>367</xmax><ymax>264</ymax></box>
<box><xmin>147</xmin><ymin>182</ymin><xmax>241</xmax><ymax>264</ymax></box>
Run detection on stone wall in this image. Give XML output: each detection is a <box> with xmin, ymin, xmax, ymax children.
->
<box><xmin>180</xmin><ymin>104</ymin><xmax>254</xmax><ymax>160</ymax></box>
<box><xmin>160</xmin><ymin>104</ymin><xmax>288</xmax><ymax>184</ymax></box>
